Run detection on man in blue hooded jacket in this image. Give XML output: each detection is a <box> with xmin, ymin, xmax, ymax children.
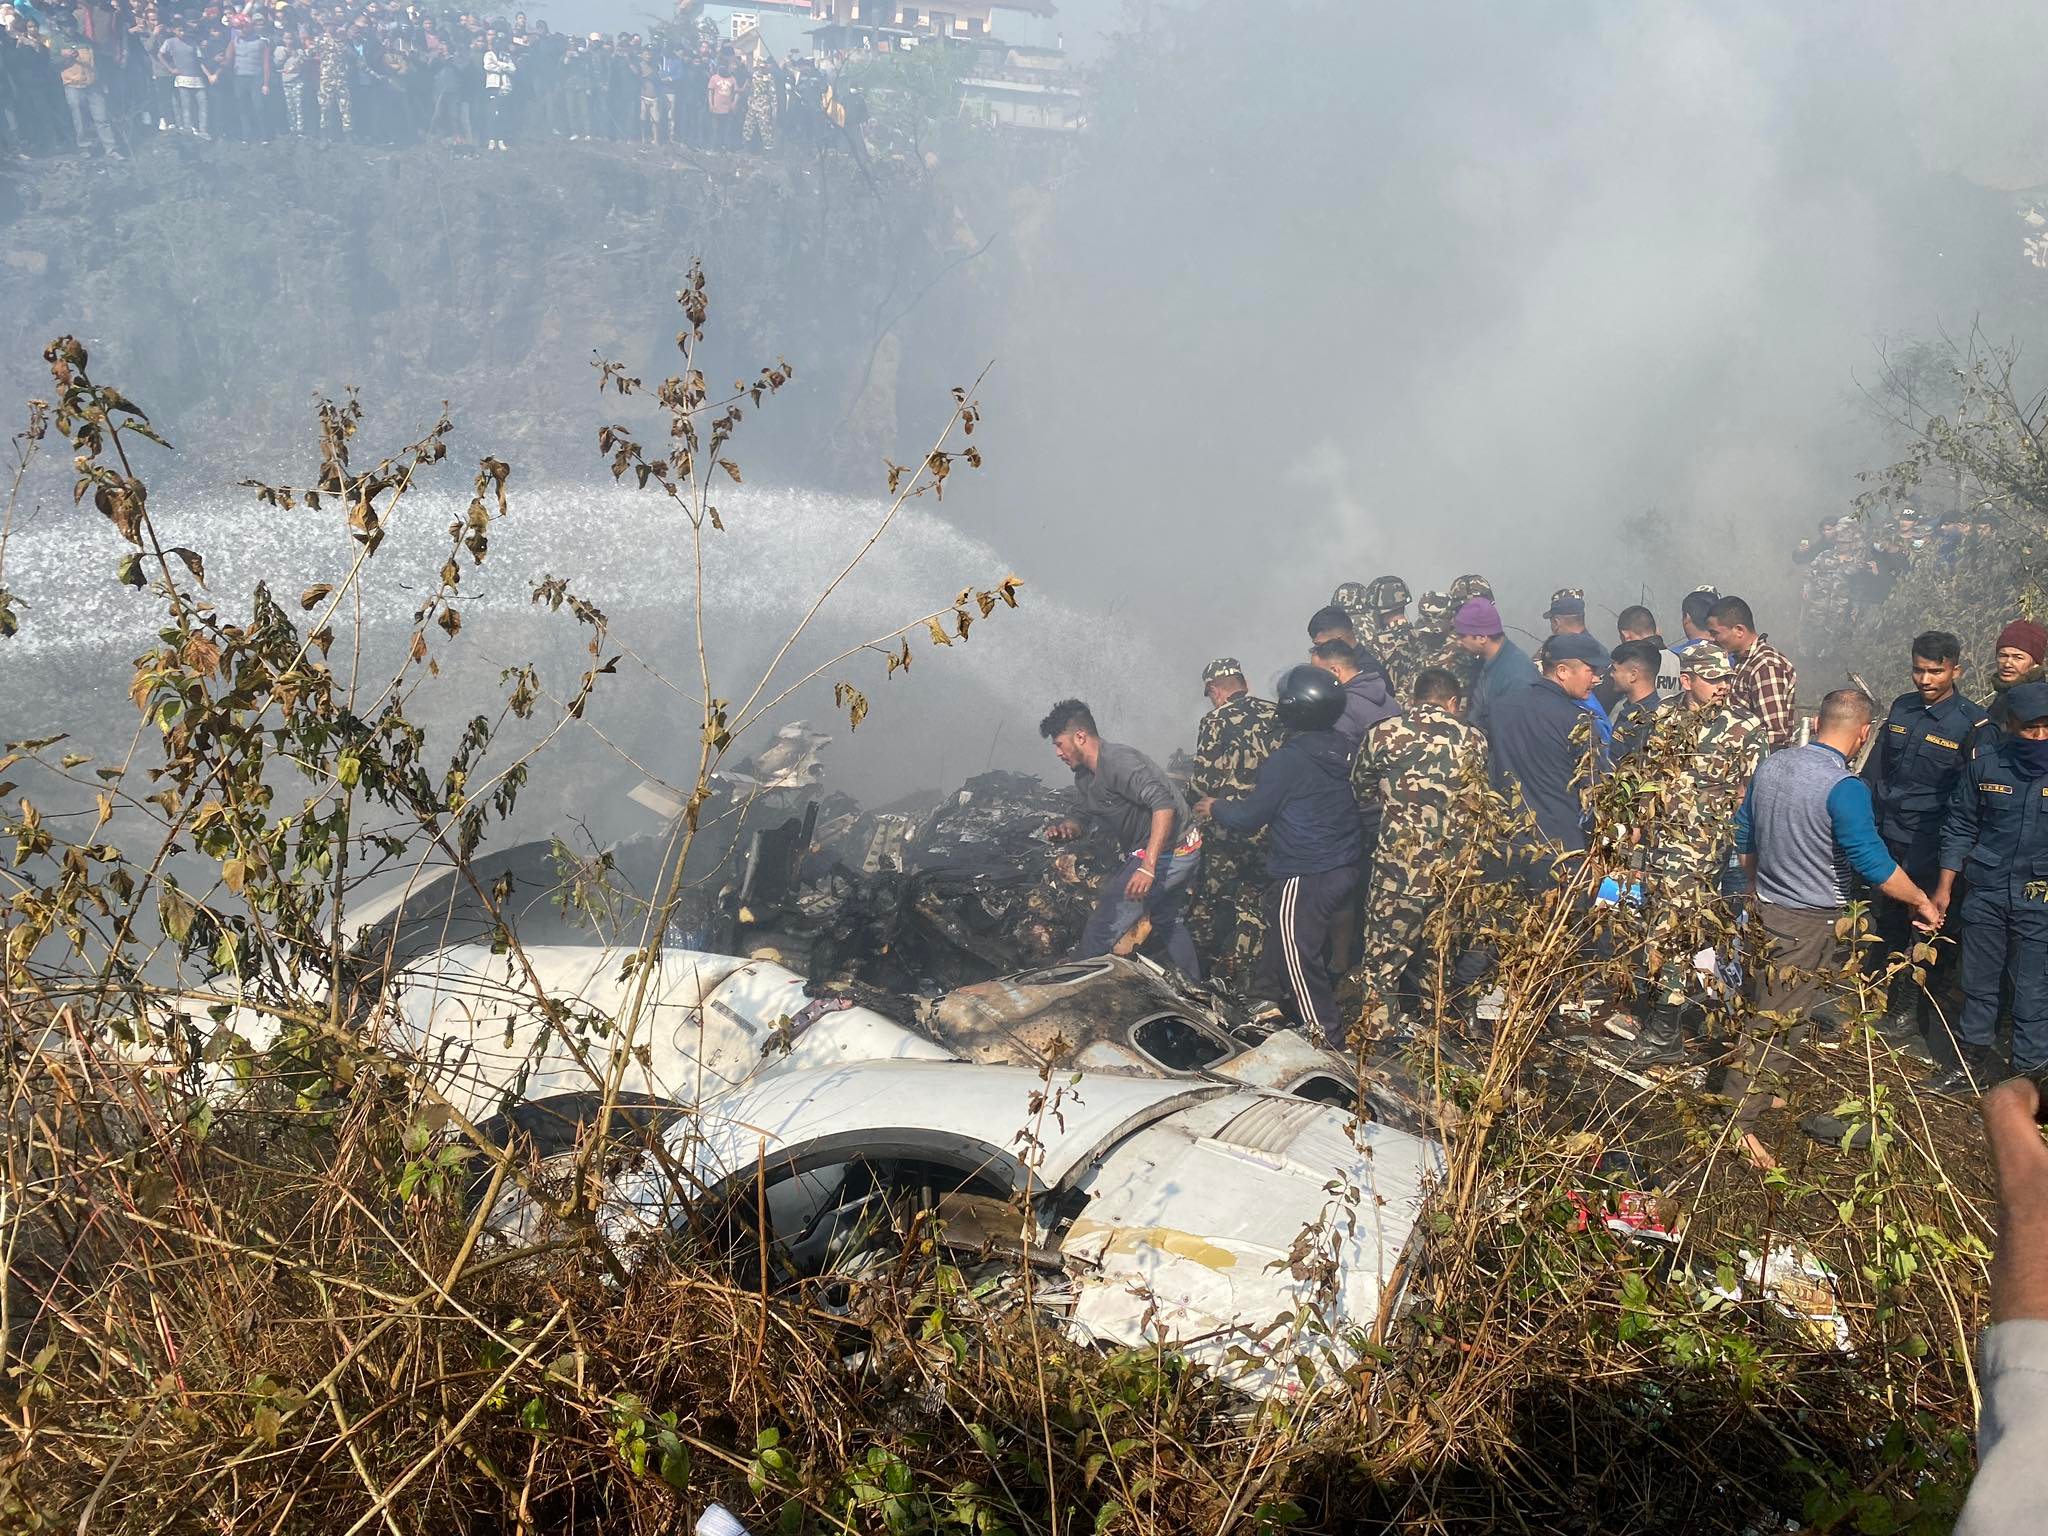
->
<box><xmin>1196</xmin><ymin>665</ymin><xmax>1363</xmax><ymax>1045</ymax></box>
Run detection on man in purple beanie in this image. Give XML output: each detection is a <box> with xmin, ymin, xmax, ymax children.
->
<box><xmin>1453</xmin><ymin>596</ymin><xmax>1539</xmax><ymax>737</ymax></box>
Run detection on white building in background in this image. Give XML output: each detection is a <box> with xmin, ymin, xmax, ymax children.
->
<box><xmin>694</xmin><ymin>0</ymin><xmax>818</xmax><ymax>56</ymax></box>
<box><xmin>958</xmin><ymin>47</ymin><xmax>1081</xmax><ymax>133</ymax></box>
<box><xmin>804</xmin><ymin>0</ymin><xmax>1059</xmax><ymax>51</ymax></box>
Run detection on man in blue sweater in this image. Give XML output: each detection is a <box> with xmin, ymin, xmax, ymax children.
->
<box><xmin>1729</xmin><ymin>688</ymin><xmax>1940</xmax><ymax>1167</ymax></box>
<box><xmin>1452</xmin><ymin>596</ymin><xmax>1538</xmax><ymax>738</ymax></box>
<box><xmin>1195</xmin><ymin>665</ymin><xmax>1363</xmax><ymax>1046</ymax></box>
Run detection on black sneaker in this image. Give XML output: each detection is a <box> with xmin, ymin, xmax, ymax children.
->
<box><xmin>1927</xmin><ymin>1054</ymin><xmax>1999</xmax><ymax>1097</ymax></box>
<box><xmin>1801</xmin><ymin>1111</ymin><xmax>1873</xmax><ymax>1150</ymax></box>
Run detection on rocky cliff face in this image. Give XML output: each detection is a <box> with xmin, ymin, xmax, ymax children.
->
<box><xmin>0</xmin><ymin>139</ymin><xmax>1024</xmax><ymax>485</ymax></box>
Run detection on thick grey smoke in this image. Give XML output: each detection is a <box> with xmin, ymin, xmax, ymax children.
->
<box><xmin>12</xmin><ymin>0</ymin><xmax>2048</xmax><ymax>793</ymax></box>
<box><xmin>973</xmin><ymin>0</ymin><xmax>2048</xmax><ymax>707</ymax></box>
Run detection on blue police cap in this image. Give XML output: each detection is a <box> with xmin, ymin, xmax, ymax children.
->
<box><xmin>2005</xmin><ymin>680</ymin><xmax>2048</xmax><ymax>725</ymax></box>
<box><xmin>1543</xmin><ymin>631</ymin><xmax>1610</xmax><ymax>670</ymax></box>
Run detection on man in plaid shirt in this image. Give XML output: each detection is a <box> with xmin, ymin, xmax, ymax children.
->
<box><xmin>1708</xmin><ymin>595</ymin><xmax>1800</xmax><ymax>749</ymax></box>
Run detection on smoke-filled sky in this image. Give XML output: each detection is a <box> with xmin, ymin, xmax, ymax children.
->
<box><xmin>13</xmin><ymin>0</ymin><xmax>2048</xmax><ymax>790</ymax></box>
<box><xmin>955</xmin><ymin>0</ymin><xmax>2048</xmax><ymax>709</ymax></box>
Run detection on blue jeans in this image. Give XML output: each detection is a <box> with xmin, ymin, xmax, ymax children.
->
<box><xmin>1075</xmin><ymin>847</ymin><xmax>1202</xmax><ymax>980</ymax></box>
<box><xmin>66</xmin><ymin>84</ymin><xmax>116</xmax><ymax>154</ymax></box>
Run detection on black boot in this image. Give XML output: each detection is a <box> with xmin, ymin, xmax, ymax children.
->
<box><xmin>1927</xmin><ymin>1045</ymin><xmax>2000</xmax><ymax>1098</ymax></box>
<box><xmin>1625</xmin><ymin>1000</ymin><xmax>1687</xmax><ymax>1067</ymax></box>
<box><xmin>1872</xmin><ymin>1000</ymin><xmax>1934</xmax><ymax>1063</ymax></box>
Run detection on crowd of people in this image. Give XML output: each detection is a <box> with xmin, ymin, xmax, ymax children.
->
<box><xmin>1794</xmin><ymin>502</ymin><xmax>2002</xmax><ymax>675</ymax></box>
<box><xmin>1036</xmin><ymin>572</ymin><xmax>2048</xmax><ymax>1175</ymax></box>
<box><xmin>0</xmin><ymin>0</ymin><xmax>852</xmax><ymax>158</ymax></box>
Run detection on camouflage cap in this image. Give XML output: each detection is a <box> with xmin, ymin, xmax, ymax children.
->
<box><xmin>1331</xmin><ymin>582</ymin><xmax>1370</xmax><ymax>612</ymax></box>
<box><xmin>1681</xmin><ymin>642</ymin><xmax>1736</xmax><ymax>681</ymax></box>
<box><xmin>1417</xmin><ymin>589</ymin><xmax>1452</xmax><ymax>621</ymax></box>
<box><xmin>1448</xmin><ymin>573</ymin><xmax>1494</xmax><ymax>605</ymax></box>
<box><xmin>1545</xmin><ymin>586</ymin><xmax>1587</xmax><ymax>619</ymax></box>
<box><xmin>1366</xmin><ymin>574</ymin><xmax>1412</xmax><ymax>612</ymax></box>
<box><xmin>1202</xmin><ymin>657</ymin><xmax>1246</xmax><ymax>687</ymax></box>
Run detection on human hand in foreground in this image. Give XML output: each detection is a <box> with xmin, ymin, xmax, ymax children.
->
<box><xmin>1984</xmin><ymin>1076</ymin><xmax>2048</xmax><ymax>1322</ymax></box>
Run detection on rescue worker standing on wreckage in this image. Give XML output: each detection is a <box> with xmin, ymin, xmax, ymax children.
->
<box><xmin>1194</xmin><ymin>666</ymin><xmax>1362</xmax><ymax>1047</ymax></box>
<box><xmin>1041</xmin><ymin>699</ymin><xmax>1204</xmax><ymax>978</ymax></box>
<box><xmin>1186</xmin><ymin>658</ymin><xmax>1282</xmax><ymax>993</ymax></box>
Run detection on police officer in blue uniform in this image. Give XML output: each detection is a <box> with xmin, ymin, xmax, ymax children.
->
<box><xmin>1860</xmin><ymin>631</ymin><xmax>1987</xmax><ymax>1047</ymax></box>
<box><xmin>1931</xmin><ymin>679</ymin><xmax>2048</xmax><ymax>1094</ymax></box>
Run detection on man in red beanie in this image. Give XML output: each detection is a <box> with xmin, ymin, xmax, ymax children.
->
<box><xmin>1988</xmin><ymin>619</ymin><xmax>2048</xmax><ymax>733</ymax></box>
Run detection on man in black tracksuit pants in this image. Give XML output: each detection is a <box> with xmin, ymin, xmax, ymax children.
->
<box><xmin>1196</xmin><ymin>665</ymin><xmax>1363</xmax><ymax>1045</ymax></box>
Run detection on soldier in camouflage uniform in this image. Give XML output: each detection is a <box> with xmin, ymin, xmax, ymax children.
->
<box><xmin>1416</xmin><ymin>590</ymin><xmax>1453</xmax><ymax>651</ymax></box>
<box><xmin>1332</xmin><ymin>581</ymin><xmax>1376</xmax><ymax>644</ymax></box>
<box><xmin>1364</xmin><ymin>575</ymin><xmax>1430</xmax><ymax>702</ymax></box>
<box><xmin>1795</xmin><ymin>516</ymin><xmax>1871</xmax><ymax>679</ymax></box>
<box><xmin>1185</xmin><ymin>658</ymin><xmax>1282</xmax><ymax>993</ymax></box>
<box><xmin>742</xmin><ymin>52</ymin><xmax>779</xmax><ymax>151</ymax></box>
<box><xmin>315</xmin><ymin>27</ymin><xmax>353</xmax><ymax>138</ymax></box>
<box><xmin>1621</xmin><ymin>641</ymin><xmax>1766</xmax><ymax>1064</ymax></box>
<box><xmin>1350</xmin><ymin>666</ymin><xmax>1487</xmax><ymax>1015</ymax></box>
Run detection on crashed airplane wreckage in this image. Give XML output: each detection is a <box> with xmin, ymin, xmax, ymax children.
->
<box><xmin>374</xmin><ymin>948</ymin><xmax>1440</xmax><ymax>1399</ymax></box>
<box><xmin>227</xmin><ymin>752</ymin><xmax>1433</xmax><ymax>1401</ymax></box>
<box><xmin>347</xmin><ymin>744</ymin><xmax>1176</xmax><ymax>992</ymax></box>
<box><xmin>137</xmin><ymin>744</ymin><xmax>1847</xmax><ymax>1394</ymax></box>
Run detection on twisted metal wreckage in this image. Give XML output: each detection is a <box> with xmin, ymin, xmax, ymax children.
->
<box><xmin>149</xmin><ymin>731</ymin><xmax>1841</xmax><ymax>1399</ymax></box>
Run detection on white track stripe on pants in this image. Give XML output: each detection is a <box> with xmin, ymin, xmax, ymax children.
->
<box><xmin>1277</xmin><ymin>876</ymin><xmax>1321</xmax><ymax>1034</ymax></box>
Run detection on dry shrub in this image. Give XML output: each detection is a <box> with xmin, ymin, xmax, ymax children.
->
<box><xmin>0</xmin><ymin>308</ymin><xmax>1996</xmax><ymax>1535</ymax></box>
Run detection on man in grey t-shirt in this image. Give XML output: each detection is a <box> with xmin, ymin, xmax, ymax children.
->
<box><xmin>1040</xmin><ymin>698</ymin><xmax>1203</xmax><ymax>978</ymax></box>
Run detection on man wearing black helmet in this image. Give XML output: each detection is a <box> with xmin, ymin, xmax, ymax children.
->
<box><xmin>1194</xmin><ymin>665</ymin><xmax>1364</xmax><ymax>1045</ymax></box>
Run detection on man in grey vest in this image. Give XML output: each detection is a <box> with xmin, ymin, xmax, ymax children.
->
<box><xmin>1727</xmin><ymin>689</ymin><xmax>1940</xmax><ymax>1169</ymax></box>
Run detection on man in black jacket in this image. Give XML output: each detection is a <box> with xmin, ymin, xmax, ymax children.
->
<box><xmin>1488</xmin><ymin>631</ymin><xmax>1608</xmax><ymax>874</ymax></box>
<box><xmin>1195</xmin><ymin>666</ymin><xmax>1363</xmax><ymax>1044</ymax></box>
<box><xmin>1607</xmin><ymin>638</ymin><xmax>1667</xmax><ymax>759</ymax></box>
<box><xmin>1930</xmin><ymin>679</ymin><xmax>2048</xmax><ymax>1094</ymax></box>
<box><xmin>1861</xmin><ymin>629</ymin><xmax>1986</xmax><ymax>1048</ymax></box>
